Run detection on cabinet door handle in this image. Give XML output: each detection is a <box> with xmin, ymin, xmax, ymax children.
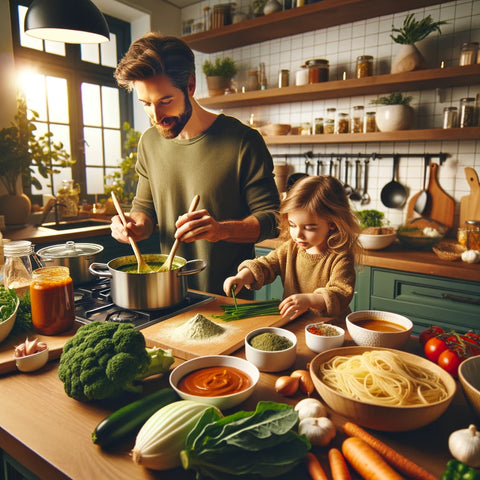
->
<box><xmin>412</xmin><ymin>291</ymin><xmax>480</xmax><ymax>306</ymax></box>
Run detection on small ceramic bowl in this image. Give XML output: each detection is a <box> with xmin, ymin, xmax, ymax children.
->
<box><xmin>358</xmin><ymin>232</ymin><xmax>397</xmax><ymax>250</ymax></box>
<box><xmin>245</xmin><ymin>327</ymin><xmax>297</xmax><ymax>372</ymax></box>
<box><xmin>0</xmin><ymin>298</ymin><xmax>19</xmax><ymax>344</ymax></box>
<box><xmin>169</xmin><ymin>355</ymin><xmax>259</xmax><ymax>410</ymax></box>
<box><xmin>305</xmin><ymin>323</ymin><xmax>345</xmax><ymax>353</ymax></box>
<box><xmin>458</xmin><ymin>355</ymin><xmax>480</xmax><ymax>419</ymax></box>
<box><xmin>16</xmin><ymin>347</ymin><xmax>49</xmax><ymax>373</ymax></box>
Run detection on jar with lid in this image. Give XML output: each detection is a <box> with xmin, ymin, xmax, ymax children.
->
<box><xmin>57</xmin><ymin>179</ymin><xmax>80</xmax><ymax>218</ymax></box>
<box><xmin>306</xmin><ymin>59</ymin><xmax>329</xmax><ymax>83</ymax></box>
<box><xmin>351</xmin><ymin>106</ymin><xmax>364</xmax><ymax>133</ymax></box>
<box><xmin>465</xmin><ymin>220</ymin><xmax>480</xmax><ymax>250</ymax></box>
<box><xmin>203</xmin><ymin>7</ymin><xmax>212</xmax><ymax>30</ymax></box>
<box><xmin>259</xmin><ymin>62</ymin><xmax>267</xmax><ymax>90</ymax></box>
<box><xmin>363</xmin><ymin>111</ymin><xmax>376</xmax><ymax>133</ymax></box>
<box><xmin>443</xmin><ymin>106</ymin><xmax>458</xmax><ymax>129</ymax></box>
<box><xmin>4</xmin><ymin>240</ymin><xmax>34</xmax><ymax>297</ymax></box>
<box><xmin>324</xmin><ymin>108</ymin><xmax>336</xmax><ymax>134</ymax></box>
<box><xmin>459</xmin><ymin>42</ymin><xmax>479</xmax><ymax>66</ymax></box>
<box><xmin>314</xmin><ymin>117</ymin><xmax>323</xmax><ymax>134</ymax></box>
<box><xmin>335</xmin><ymin>112</ymin><xmax>349</xmax><ymax>134</ymax></box>
<box><xmin>300</xmin><ymin>122</ymin><xmax>311</xmax><ymax>135</ymax></box>
<box><xmin>356</xmin><ymin>55</ymin><xmax>373</xmax><ymax>78</ymax></box>
<box><xmin>295</xmin><ymin>65</ymin><xmax>308</xmax><ymax>86</ymax></box>
<box><xmin>459</xmin><ymin>97</ymin><xmax>476</xmax><ymax>127</ymax></box>
<box><xmin>278</xmin><ymin>69</ymin><xmax>289</xmax><ymax>88</ymax></box>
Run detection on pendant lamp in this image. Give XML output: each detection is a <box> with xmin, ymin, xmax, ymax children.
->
<box><xmin>24</xmin><ymin>0</ymin><xmax>110</xmax><ymax>44</ymax></box>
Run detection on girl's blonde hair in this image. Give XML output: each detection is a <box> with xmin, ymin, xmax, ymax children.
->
<box><xmin>279</xmin><ymin>175</ymin><xmax>361</xmax><ymax>254</ymax></box>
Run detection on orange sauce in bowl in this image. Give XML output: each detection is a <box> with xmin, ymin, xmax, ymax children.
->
<box><xmin>354</xmin><ymin>318</ymin><xmax>406</xmax><ymax>333</ymax></box>
<box><xmin>177</xmin><ymin>366</ymin><xmax>252</xmax><ymax>397</ymax></box>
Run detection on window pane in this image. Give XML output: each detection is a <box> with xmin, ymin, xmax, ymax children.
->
<box><xmin>47</xmin><ymin>77</ymin><xmax>69</xmax><ymax>123</ymax></box>
<box><xmin>82</xmin><ymin>83</ymin><xmax>101</xmax><ymax>126</ymax></box>
<box><xmin>102</xmin><ymin>86</ymin><xmax>120</xmax><ymax>128</ymax></box>
<box><xmin>100</xmin><ymin>33</ymin><xmax>117</xmax><ymax>68</ymax></box>
<box><xmin>104</xmin><ymin>129</ymin><xmax>121</xmax><ymax>165</ymax></box>
<box><xmin>86</xmin><ymin>167</ymin><xmax>105</xmax><ymax>194</ymax></box>
<box><xmin>45</xmin><ymin>40</ymin><xmax>65</xmax><ymax>56</ymax></box>
<box><xmin>49</xmin><ymin>124</ymin><xmax>71</xmax><ymax>157</ymax></box>
<box><xmin>81</xmin><ymin>43</ymin><xmax>100</xmax><ymax>64</ymax></box>
<box><xmin>18</xmin><ymin>5</ymin><xmax>42</xmax><ymax>51</ymax></box>
<box><xmin>52</xmin><ymin>169</ymin><xmax>72</xmax><ymax>195</ymax></box>
<box><xmin>30</xmin><ymin>166</ymin><xmax>50</xmax><ymax>195</ymax></box>
<box><xmin>84</xmin><ymin>127</ymin><xmax>103</xmax><ymax>166</ymax></box>
<box><xmin>19</xmin><ymin>71</ymin><xmax>47</xmax><ymax>121</ymax></box>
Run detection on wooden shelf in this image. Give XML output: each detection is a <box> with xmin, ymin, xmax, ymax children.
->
<box><xmin>262</xmin><ymin>127</ymin><xmax>480</xmax><ymax>145</ymax></box>
<box><xmin>198</xmin><ymin>64</ymin><xmax>480</xmax><ymax>109</ymax></box>
<box><xmin>183</xmin><ymin>0</ymin><xmax>453</xmax><ymax>53</ymax></box>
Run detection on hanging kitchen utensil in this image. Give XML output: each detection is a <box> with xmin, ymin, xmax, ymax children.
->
<box><xmin>349</xmin><ymin>159</ymin><xmax>362</xmax><ymax>202</ymax></box>
<box><xmin>304</xmin><ymin>152</ymin><xmax>314</xmax><ymax>174</ymax></box>
<box><xmin>360</xmin><ymin>158</ymin><xmax>371</xmax><ymax>205</ymax></box>
<box><xmin>343</xmin><ymin>159</ymin><xmax>353</xmax><ymax>196</ymax></box>
<box><xmin>316</xmin><ymin>159</ymin><xmax>323</xmax><ymax>176</ymax></box>
<box><xmin>413</xmin><ymin>156</ymin><xmax>431</xmax><ymax>215</ymax></box>
<box><xmin>460</xmin><ymin>167</ymin><xmax>480</xmax><ymax>226</ymax></box>
<box><xmin>380</xmin><ymin>155</ymin><xmax>407</xmax><ymax>208</ymax></box>
<box><xmin>111</xmin><ymin>192</ymin><xmax>152</xmax><ymax>274</ymax></box>
<box><xmin>159</xmin><ymin>195</ymin><xmax>200</xmax><ymax>272</ymax></box>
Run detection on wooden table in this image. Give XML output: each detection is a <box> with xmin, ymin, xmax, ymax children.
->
<box><xmin>0</xmin><ymin>298</ymin><xmax>477</xmax><ymax>480</ymax></box>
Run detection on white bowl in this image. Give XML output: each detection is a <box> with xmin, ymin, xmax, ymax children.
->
<box><xmin>169</xmin><ymin>355</ymin><xmax>259</xmax><ymax>410</ymax></box>
<box><xmin>358</xmin><ymin>232</ymin><xmax>397</xmax><ymax>250</ymax></box>
<box><xmin>375</xmin><ymin>105</ymin><xmax>414</xmax><ymax>132</ymax></box>
<box><xmin>458</xmin><ymin>355</ymin><xmax>480</xmax><ymax>419</ymax></box>
<box><xmin>16</xmin><ymin>347</ymin><xmax>49</xmax><ymax>373</ymax></box>
<box><xmin>0</xmin><ymin>298</ymin><xmax>19</xmax><ymax>343</ymax></box>
<box><xmin>245</xmin><ymin>327</ymin><xmax>297</xmax><ymax>372</ymax></box>
<box><xmin>305</xmin><ymin>323</ymin><xmax>345</xmax><ymax>353</ymax></box>
<box><xmin>346</xmin><ymin>310</ymin><xmax>412</xmax><ymax>349</ymax></box>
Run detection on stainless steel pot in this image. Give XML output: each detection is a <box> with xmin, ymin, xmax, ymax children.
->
<box><xmin>36</xmin><ymin>241</ymin><xmax>104</xmax><ymax>285</ymax></box>
<box><xmin>88</xmin><ymin>253</ymin><xmax>207</xmax><ymax>310</ymax></box>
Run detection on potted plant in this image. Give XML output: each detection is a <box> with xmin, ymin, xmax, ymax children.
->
<box><xmin>356</xmin><ymin>209</ymin><xmax>396</xmax><ymax>250</ymax></box>
<box><xmin>370</xmin><ymin>92</ymin><xmax>414</xmax><ymax>132</ymax></box>
<box><xmin>202</xmin><ymin>57</ymin><xmax>238</xmax><ymax>96</ymax></box>
<box><xmin>390</xmin><ymin>14</ymin><xmax>447</xmax><ymax>74</ymax></box>
<box><xmin>0</xmin><ymin>95</ymin><xmax>73</xmax><ymax>225</ymax></box>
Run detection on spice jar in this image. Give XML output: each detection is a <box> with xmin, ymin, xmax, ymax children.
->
<box><xmin>351</xmin><ymin>106</ymin><xmax>364</xmax><ymax>133</ymax></box>
<box><xmin>57</xmin><ymin>179</ymin><xmax>80</xmax><ymax>218</ymax></box>
<box><xmin>300</xmin><ymin>122</ymin><xmax>311</xmax><ymax>135</ymax></box>
<box><xmin>363</xmin><ymin>111</ymin><xmax>376</xmax><ymax>133</ymax></box>
<box><xmin>306</xmin><ymin>59</ymin><xmax>329</xmax><ymax>83</ymax></box>
<box><xmin>278</xmin><ymin>69</ymin><xmax>289</xmax><ymax>88</ymax></box>
<box><xmin>4</xmin><ymin>240</ymin><xmax>34</xmax><ymax>297</ymax></box>
<box><xmin>295</xmin><ymin>65</ymin><xmax>308</xmax><ymax>86</ymax></box>
<box><xmin>30</xmin><ymin>266</ymin><xmax>75</xmax><ymax>335</ymax></box>
<box><xmin>465</xmin><ymin>220</ymin><xmax>480</xmax><ymax>250</ymax></box>
<box><xmin>443</xmin><ymin>106</ymin><xmax>458</xmax><ymax>129</ymax></box>
<box><xmin>335</xmin><ymin>112</ymin><xmax>349</xmax><ymax>134</ymax></box>
<box><xmin>459</xmin><ymin>42</ymin><xmax>479</xmax><ymax>66</ymax></box>
<box><xmin>324</xmin><ymin>108</ymin><xmax>336</xmax><ymax>134</ymax></box>
<box><xmin>356</xmin><ymin>55</ymin><xmax>373</xmax><ymax>78</ymax></box>
<box><xmin>459</xmin><ymin>97</ymin><xmax>476</xmax><ymax>127</ymax></box>
<box><xmin>314</xmin><ymin>117</ymin><xmax>323</xmax><ymax>134</ymax></box>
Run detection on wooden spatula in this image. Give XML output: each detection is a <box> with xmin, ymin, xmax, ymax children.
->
<box><xmin>111</xmin><ymin>192</ymin><xmax>152</xmax><ymax>274</ymax></box>
<box><xmin>159</xmin><ymin>195</ymin><xmax>200</xmax><ymax>272</ymax></box>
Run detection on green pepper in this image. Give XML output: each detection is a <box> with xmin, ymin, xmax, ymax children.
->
<box><xmin>441</xmin><ymin>459</ymin><xmax>480</xmax><ymax>480</ymax></box>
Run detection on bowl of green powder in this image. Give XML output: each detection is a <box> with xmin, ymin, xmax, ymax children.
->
<box><xmin>245</xmin><ymin>327</ymin><xmax>297</xmax><ymax>372</ymax></box>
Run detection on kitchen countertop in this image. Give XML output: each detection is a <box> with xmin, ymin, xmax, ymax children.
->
<box><xmin>0</xmin><ymin>294</ymin><xmax>477</xmax><ymax>480</ymax></box>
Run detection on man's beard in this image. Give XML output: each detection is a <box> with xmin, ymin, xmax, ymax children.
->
<box><xmin>154</xmin><ymin>94</ymin><xmax>193</xmax><ymax>139</ymax></box>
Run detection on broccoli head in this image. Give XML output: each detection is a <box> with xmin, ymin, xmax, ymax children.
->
<box><xmin>58</xmin><ymin>321</ymin><xmax>174</xmax><ymax>402</ymax></box>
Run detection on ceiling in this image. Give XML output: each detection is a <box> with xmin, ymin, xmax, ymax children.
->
<box><xmin>164</xmin><ymin>0</ymin><xmax>200</xmax><ymax>7</ymax></box>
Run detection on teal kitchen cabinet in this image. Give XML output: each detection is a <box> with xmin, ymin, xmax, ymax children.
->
<box><xmin>352</xmin><ymin>266</ymin><xmax>480</xmax><ymax>335</ymax></box>
<box><xmin>253</xmin><ymin>247</ymin><xmax>284</xmax><ymax>301</ymax></box>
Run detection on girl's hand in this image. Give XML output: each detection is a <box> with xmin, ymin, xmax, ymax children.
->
<box><xmin>279</xmin><ymin>294</ymin><xmax>311</xmax><ymax>319</ymax></box>
<box><xmin>223</xmin><ymin>276</ymin><xmax>244</xmax><ymax>296</ymax></box>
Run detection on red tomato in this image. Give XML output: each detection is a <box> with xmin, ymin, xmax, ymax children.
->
<box><xmin>424</xmin><ymin>337</ymin><xmax>448</xmax><ymax>362</ymax></box>
<box><xmin>437</xmin><ymin>349</ymin><xmax>462</xmax><ymax>376</ymax></box>
<box><xmin>419</xmin><ymin>326</ymin><xmax>444</xmax><ymax>346</ymax></box>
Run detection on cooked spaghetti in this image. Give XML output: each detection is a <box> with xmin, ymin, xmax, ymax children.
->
<box><xmin>319</xmin><ymin>350</ymin><xmax>448</xmax><ymax>406</ymax></box>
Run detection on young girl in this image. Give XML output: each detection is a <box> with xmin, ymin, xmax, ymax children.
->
<box><xmin>223</xmin><ymin>175</ymin><xmax>361</xmax><ymax>319</ymax></box>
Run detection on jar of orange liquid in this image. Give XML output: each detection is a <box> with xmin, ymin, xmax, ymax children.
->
<box><xmin>30</xmin><ymin>266</ymin><xmax>75</xmax><ymax>335</ymax></box>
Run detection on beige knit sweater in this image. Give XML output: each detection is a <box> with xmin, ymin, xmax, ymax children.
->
<box><xmin>238</xmin><ymin>239</ymin><xmax>356</xmax><ymax>316</ymax></box>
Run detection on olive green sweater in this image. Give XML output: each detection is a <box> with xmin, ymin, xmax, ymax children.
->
<box><xmin>238</xmin><ymin>239</ymin><xmax>356</xmax><ymax>316</ymax></box>
<box><xmin>132</xmin><ymin>114</ymin><xmax>280</xmax><ymax>294</ymax></box>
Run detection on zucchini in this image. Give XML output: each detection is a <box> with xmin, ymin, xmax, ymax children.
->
<box><xmin>92</xmin><ymin>387</ymin><xmax>178</xmax><ymax>448</ymax></box>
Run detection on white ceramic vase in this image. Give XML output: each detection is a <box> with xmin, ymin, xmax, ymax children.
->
<box><xmin>375</xmin><ymin>105</ymin><xmax>414</xmax><ymax>132</ymax></box>
<box><xmin>391</xmin><ymin>44</ymin><xmax>426</xmax><ymax>74</ymax></box>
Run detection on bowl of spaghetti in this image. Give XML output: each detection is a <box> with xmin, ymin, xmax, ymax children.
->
<box><xmin>309</xmin><ymin>346</ymin><xmax>456</xmax><ymax>431</ymax></box>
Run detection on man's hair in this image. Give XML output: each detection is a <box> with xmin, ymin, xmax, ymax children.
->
<box><xmin>114</xmin><ymin>32</ymin><xmax>195</xmax><ymax>92</ymax></box>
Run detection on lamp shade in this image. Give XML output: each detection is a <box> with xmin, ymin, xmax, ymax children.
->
<box><xmin>24</xmin><ymin>0</ymin><xmax>110</xmax><ymax>44</ymax></box>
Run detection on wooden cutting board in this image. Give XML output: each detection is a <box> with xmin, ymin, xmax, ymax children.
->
<box><xmin>460</xmin><ymin>167</ymin><xmax>480</xmax><ymax>226</ymax></box>
<box><xmin>406</xmin><ymin>162</ymin><xmax>455</xmax><ymax>230</ymax></box>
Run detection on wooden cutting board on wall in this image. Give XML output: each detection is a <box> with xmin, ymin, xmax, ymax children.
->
<box><xmin>460</xmin><ymin>167</ymin><xmax>480</xmax><ymax>226</ymax></box>
<box><xmin>406</xmin><ymin>162</ymin><xmax>455</xmax><ymax>230</ymax></box>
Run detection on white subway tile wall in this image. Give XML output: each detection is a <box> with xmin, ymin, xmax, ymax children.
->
<box><xmin>183</xmin><ymin>0</ymin><xmax>479</xmax><ymax>227</ymax></box>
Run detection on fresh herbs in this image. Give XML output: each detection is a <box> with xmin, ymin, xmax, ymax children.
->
<box><xmin>180</xmin><ymin>401</ymin><xmax>311</xmax><ymax>479</ymax></box>
<box><xmin>370</xmin><ymin>92</ymin><xmax>413</xmax><ymax>106</ymax></box>
<box><xmin>213</xmin><ymin>299</ymin><xmax>280</xmax><ymax>321</ymax></box>
<box><xmin>202</xmin><ymin>57</ymin><xmax>238</xmax><ymax>79</ymax></box>
<box><xmin>10</xmin><ymin>291</ymin><xmax>32</xmax><ymax>336</ymax></box>
<box><xmin>391</xmin><ymin>14</ymin><xmax>447</xmax><ymax>45</ymax></box>
<box><xmin>0</xmin><ymin>286</ymin><xmax>18</xmax><ymax>322</ymax></box>
<box><xmin>355</xmin><ymin>209</ymin><xmax>385</xmax><ymax>229</ymax></box>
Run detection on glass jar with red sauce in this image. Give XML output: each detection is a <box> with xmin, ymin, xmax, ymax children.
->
<box><xmin>30</xmin><ymin>266</ymin><xmax>75</xmax><ymax>335</ymax></box>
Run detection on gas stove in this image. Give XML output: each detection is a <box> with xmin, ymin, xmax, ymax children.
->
<box><xmin>74</xmin><ymin>280</ymin><xmax>216</xmax><ymax>330</ymax></box>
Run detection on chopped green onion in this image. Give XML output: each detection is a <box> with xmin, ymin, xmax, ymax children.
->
<box><xmin>231</xmin><ymin>286</ymin><xmax>238</xmax><ymax>311</ymax></box>
<box><xmin>213</xmin><ymin>299</ymin><xmax>281</xmax><ymax>322</ymax></box>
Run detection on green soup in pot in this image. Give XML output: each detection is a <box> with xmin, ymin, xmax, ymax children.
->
<box><xmin>117</xmin><ymin>262</ymin><xmax>182</xmax><ymax>273</ymax></box>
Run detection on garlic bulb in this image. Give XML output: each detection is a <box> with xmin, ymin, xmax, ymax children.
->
<box><xmin>298</xmin><ymin>416</ymin><xmax>336</xmax><ymax>446</ymax></box>
<box><xmin>294</xmin><ymin>398</ymin><xmax>327</xmax><ymax>421</ymax></box>
<box><xmin>462</xmin><ymin>250</ymin><xmax>480</xmax><ymax>264</ymax></box>
<box><xmin>448</xmin><ymin>424</ymin><xmax>480</xmax><ymax>467</ymax></box>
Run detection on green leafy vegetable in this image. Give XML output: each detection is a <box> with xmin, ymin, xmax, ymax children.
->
<box><xmin>0</xmin><ymin>286</ymin><xmax>18</xmax><ymax>322</ymax></box>
<box><xmin>391</xmin><ymin>14</ymin><xmax>447</xmax><ymax>45</ymax></box>
<box><xmin>180</xmin><ymin>401</ymin><xmax>310</xmax><ymax>480</ymax></box>
<box><xmin>213</xmin><ymin>299</ymin><xmax>280</xmax><ymax>321</ymax></box>
<box><xmin>10</xmin><ymin>291</ymin><xmax>32</xmax><ymax>336</ymax></box>
<box><xmin>370</xmin><ymin>92</ymin><xmax>413</xmax><ymax>106</ymax></box>
<box><xmin>355</xmin><ymin>209</ymin><xmax>385</xmax><ymax>229</ymax></box>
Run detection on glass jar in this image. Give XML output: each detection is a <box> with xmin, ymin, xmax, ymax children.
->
<box><xmin>443</xmin><ymin>106</ymin><xmax>458</xmax><ymax>129</ymax></box>
<box><xmin>465</xmin><ymin>220</ymin><xmax>480</xmax><ymax>250</ymax></box>
<box><xmin>335</xmin><ymin>112</ymin><xmax>349</xmax><ymax>134</ymax></box>
<box><xmin>459</xmin><ymin>97</ymin><xmax>476</xmax><ymax>127</ymax></box>
<box><xmin>314</xmin><ymin>117</ymin><xmax>324</xmax><ymax>134</ymax></box>
<box><xmin>203</xmin><ymin>6</ymin><xmax>212</xmax><ymax>30</ymax></box>
<box><xmin>363</xmin><ymin>111</ymin><xmax>376</xmax><ymax>133</ymax></box>
<box><xmin>300</xmin><ymin>122</ymin><xmax>311</xmax><ymax>135</ymax></box>
<box><xmin>278</xmin><ymin>69</ymin><xmax>290</xmax><ymax>88</ymax></box>
<box><xmin>259</xmin><ymin>62</ymin><xmax>267</xmax><ymax>90</ymax></box>
<box><xmin>324</xmin><ymin>108</ymin><xmax>336</xmax><ymax>134</ymax></box>
<box><xmin>4</xmin><ymin>240</ymin><xmax>34</xmax><ymax>297</ymax></box>
<box><xmin>306</xmin><ymin>59</ymin><xmax>329</xmax><ymax>83</ymax></box>
<box><xmin>295</xmin><ymin>66</ymin><xmax>308</xmax><ymax>86</ymax></box>
<box><xmin>459</xmin><ymin>42</ymin><xmax>479</xmax><ymax>66</ymax></box>
<box><xmin>356</xmin><ymin>55</ymin><xmax>373</xmax><ymax>78</ymax></box>
<box><xmin>30</xmin><ymin>266</ymin><xmax>75</xmax><ymax>335</ymax></box>
<box><xmin>57</xmin><ymin>179</ymin><xmax>80</xmax><ymax>218</ymax></box>
<box><xmin>351</xmin><ymin>105</ymin><xmax>364</xmax><ymax>133</ymax></box>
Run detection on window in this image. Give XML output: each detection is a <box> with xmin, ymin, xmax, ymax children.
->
<box><xmin>9</xmin><ymin>0</ymin><xmax>132</xmax><ymax>203</ymax></box>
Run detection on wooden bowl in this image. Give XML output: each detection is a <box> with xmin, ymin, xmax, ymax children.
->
<box><xmin>309</xmin><ymin>346</ymin><xmax>456</xmax><ymax>431</ymax></box>
<box><xmin>259</xmin><ymin>123</ymin><xmax>291</xmax><ymax>136</ymax></box>
<box><xmin>433</xmin><ymin>240</ymin><xmax>467</xmax><ymax>261</ymax></box>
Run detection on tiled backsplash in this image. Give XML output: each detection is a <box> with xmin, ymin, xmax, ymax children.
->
<box><xmin>183</xmin><ymin>0</ymin><xmax>479</xmax><ymax>227</ymax></box>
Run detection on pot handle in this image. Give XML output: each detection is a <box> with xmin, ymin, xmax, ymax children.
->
<box><xmin>177</xmin><ymin>259</ymin><xmax>207</xmax><ymax>277</ymax></box>
<box><xmin>88</xmin><ymin>262</ymin><xmax>112</xmax><ymax>278</ymax></box>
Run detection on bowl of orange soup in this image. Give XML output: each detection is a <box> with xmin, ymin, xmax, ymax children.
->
<box><xmin>169</xmin><ymin>355</ymin><xmax>260</xmax><ymax>410</ymax></box>
<box><xmin>346</xmin><ymin>310</ymin><xmax>413</xmax><ymax>349</ymax></box>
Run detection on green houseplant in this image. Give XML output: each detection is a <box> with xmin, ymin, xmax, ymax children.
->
<box><xmin>371</xmin><ymin>92</ymin><xmax>414</xmax><ymax>132</ymax></box>
<box><xmin>202</xmin><ymin>57</ymin><xmax>238</xmax><ymax>96</ymax></box>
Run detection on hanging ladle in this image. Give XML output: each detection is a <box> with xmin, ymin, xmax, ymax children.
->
<box><xmin>360</xmin><ymin>158</ymin><xmax>371</xmax><ymax>205</ymax></box>
<box><xmin>343</xmin><ymin>158</ymin><xmax>353</xmax><ymax>196</ymax></box>
<box><xmin>380</xmin><ymin>155</ymin><xmax>407</xmax><ymax>208</ymax></box>
<box><xmin>414</xmin><ymin>156</ymin><xmax>431</xmax><ymax>215</ymax></box>
<box><xmin>349</xmin><ymin>159</ymin><xmax>362</xmax><ymax>202</ymax></box>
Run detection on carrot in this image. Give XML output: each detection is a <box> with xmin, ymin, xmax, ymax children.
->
<box><xmin>342</xmin><ymin>422</ymin><xmax>437</xmax><ymax>480</ymax></box>
<box><xmin>342</xmin><ymin>437</ymin><xmax>405</xmax><ymax>480</ymax></box>
<box><xmin>328</xmin><ymin>448</ymin><xmax>351</xmax><ymax>480</ymax></box>
<box><xmin>305</xmin><ymin>452</ymin><xmax>329</xmax><ymax>480</ymax></box>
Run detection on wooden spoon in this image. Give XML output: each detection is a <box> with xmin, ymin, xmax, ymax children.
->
<box><xmin>110</xmin><ymin>192</ymin><xmax>152</xmax><ymax>274</ymax></box>
<box><xmin>159</xmin><ymin>195</ymin><xmax>200</xmax><ymax>272</ymax></box>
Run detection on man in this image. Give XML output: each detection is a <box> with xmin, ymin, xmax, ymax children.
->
<box><xmin>111</xmin><ymin>32</ymin><xmax>280</xmax><ymax>295</ymax></box>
